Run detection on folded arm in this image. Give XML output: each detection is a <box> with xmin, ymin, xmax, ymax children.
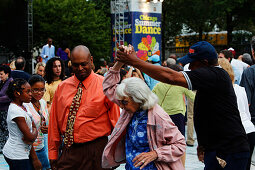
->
<box><xmin>0</xmin><ymin>95</ymin><xmax>11</xmax><ymax>104</ymax></box>
<box><xmin>13</xmin><ymin>117</ymin><xmax>38</xmax><ymax>144</ymax></box>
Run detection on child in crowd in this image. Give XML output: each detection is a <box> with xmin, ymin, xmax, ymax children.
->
<box><xmin>3</xmin><ymin>78</ymin><xmax>41</xmax><ymax>170</ymax></box>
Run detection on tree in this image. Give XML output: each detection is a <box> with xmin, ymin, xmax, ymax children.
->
<box><xmin>163</xmin><ymin>0</ymin><xmax>216</xmax><ymax>42</ymax></box>
<box><xmin>162</xmin><ymin>0</ymin><xmax>217</xmax><ymax>58</ymax></box>
<box><xmin>0</xmin><ymin>0</ymin><xmax>28</xmax><ymax>56</ymax></box>
<box><xmin>33</xmin><ymin>0</ymin><xmax>112</xmax><ymax>67</ymax></box>
<box><xmin>213</xmin><ymin>0</ymin><xmax>255</xmax><ymax>46</ymax></box>
<box><xmin>162</xmin><ymin>0</ymin><xmax>255</xmax><ymax>49</ymax></box>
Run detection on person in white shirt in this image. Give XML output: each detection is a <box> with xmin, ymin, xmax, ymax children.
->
<box><xmin>219</xmin><ymin>58</ymin><xmax>255</xmax><ymax>170</ymax></box>
<box><xmin>3</xmin><ymin>79</ymin><xmax>41</xmax><ymax>170</ymax></box>
<box><xmin>231</xmin><ymin>58</ymin><xmax>249</xmax><ymax>75</ymax></box>
<box><xmin>40</xmin><ymin>38</ymin><xmax>55</xmax><ymax>64</ymax></box>
<box><xmin>228</xmin><ymin>47</ymin><xmax>249</xmax><ymax>75</ymax></box>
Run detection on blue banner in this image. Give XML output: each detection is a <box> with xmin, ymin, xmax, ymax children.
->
<box><xmin>111</xmin><ymin>10</ymin><xmax>161</xmax><ymax>62</ymax></box>
<box><xmin>111</xmin><ymin>12</ymin><xmax>132</xmax><ymax>61</ymax></box>
<box><xmin>132</xmin><ymin>12</ymin><xmax>161</xmax><ymax>61</ymax></box>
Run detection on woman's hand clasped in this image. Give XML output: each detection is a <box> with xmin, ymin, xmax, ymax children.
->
<box><xmin>132</xmin><ymin>151</ymin><xmax>158</xmax><ymax>169</ymax></box>
<box><xmin>40</xmin><ymin>122</ymin><xmax>48</xmax><ymax>134</ymax></box>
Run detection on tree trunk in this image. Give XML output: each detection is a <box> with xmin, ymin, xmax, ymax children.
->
<box><xmin>226</xmin><ymin>12</ymin><xmax>233</xmax><ymax>46</ymax></box>
<box><xmin>198</xmin><ymin>26</ymin><xmax>203</xmax><ymax>41</ymax></box>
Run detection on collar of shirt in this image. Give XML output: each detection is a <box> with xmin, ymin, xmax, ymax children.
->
<box><xmin>73</xmin><ymin>70</ymin><xmax>96</xmax><ymax>90</ymax></box>
<box><xmin>147</xmin><ymin>107</ymin><xmax>156</xmax><ymax>126</ymax></box>
<box><xmin>146</xmin><ymin>104</ymin><xmax>166</xmax><ymax>126</ymax></box>
<box><xmin>46</xmin><ymin>44</ymin><xmax>53</xmax><ymax>48</ymax></box>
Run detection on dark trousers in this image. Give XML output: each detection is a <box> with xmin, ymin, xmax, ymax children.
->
<box><xmin>169</xmin><ymin>113</ymin><xmax>185</xmax><ymax>136</ymax></box>
<box><xmin>204</xmin><ymin>151</ymin><xmax>249</xmax><ymax>170</ymax></box>
<box><xmin>57</xmin><ymin>136</ymin><xmax>111</xmax><ymax>170</ymax></box>
<box><xmin>4</xmin><ymin>155</ymin><xmax>34</xmax><ymax>170</ymax></box>
<box><xmin>247</xmin><ymin>132</ymin><xmax>255</xmax><ymax>170</ymax></box>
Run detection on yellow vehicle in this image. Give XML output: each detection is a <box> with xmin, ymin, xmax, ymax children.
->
<box><xmin>175</xmin><ymin>31</ymin><xmax>228</xmax><ymax>48</ymax></box>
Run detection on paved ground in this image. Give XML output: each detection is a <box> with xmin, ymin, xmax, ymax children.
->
<box><xmin>116</xmin><ymin>139</ymin><xmax>204</xmax><ymax>170</ymax></box>
<box><xmin>0</xmin><ymin>130</ymin><xmax>204</xmax><ymax>170</ymax></box>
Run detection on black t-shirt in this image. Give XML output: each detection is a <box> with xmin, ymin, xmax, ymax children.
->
<box><xmin>184</xmin><ymin>66</ymin><xmax>249</xmax><ymax>154</ymax></box>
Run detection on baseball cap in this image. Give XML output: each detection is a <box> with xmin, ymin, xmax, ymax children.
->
<box><xmin>148</xmin><ymin>54</ymin><xmax>160</xmax><ymax>63</ymax></box>
<box><xmin>178</xmin><ymin>41</ymin><xmax>217</xmax><ymax>65</ymax></box>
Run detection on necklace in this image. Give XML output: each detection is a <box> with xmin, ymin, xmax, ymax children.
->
<box><xmin>32</xmin><ymin>101</ymin><xmax>45</xmax><ymax>124</ymax></box>
<box><xmin>131</xmin><ymin>110</ymin><xmax>147</xmax><ymax>137</ymax></box>
<box><xmin>32</xmin><ymin>102</ymin><xmax>41</xmax><ymax>111</ymax></box>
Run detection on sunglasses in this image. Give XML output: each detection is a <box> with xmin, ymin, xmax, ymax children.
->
<box><xmin>119</xmin><ymin>100</ymin><xmax>129</xmax><ymax>105</ymax></box>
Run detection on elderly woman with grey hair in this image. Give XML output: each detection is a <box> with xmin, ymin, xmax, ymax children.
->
<box><xmin>102</xmin><ymin>61</ymin><xmax>186</xmax><ymax>170</ymax></box>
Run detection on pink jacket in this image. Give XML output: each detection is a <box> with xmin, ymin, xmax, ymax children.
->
<box><xmin>102</xmin><ymin>69</ymin><xmax>186</xmax><ymax>170</ymax></box>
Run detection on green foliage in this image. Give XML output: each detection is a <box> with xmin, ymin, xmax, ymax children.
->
<box><xmin>33</xmin><ymin>0</ymin><xmax>111</xmax><ymax>65</ymax></box>
<box><xmin>163</xmin><ymin>0</ymin><xmax>255</xmax><ymax>46</ymax></box>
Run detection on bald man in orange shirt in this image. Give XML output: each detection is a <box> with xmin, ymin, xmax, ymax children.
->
<box><xmin>48</xmin><ymin>45</ymin><xmax>120</xmax><ymax>170</ymax></box>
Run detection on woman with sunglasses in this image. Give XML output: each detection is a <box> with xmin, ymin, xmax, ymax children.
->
<box><xmin>3</xmin><ymin>78</ymin><xmax>41</xmax><ymax>170</ymax></box>
<box><xmin>102</xmin><ymin>61</ymin><xmax>186</xmax><ymax>170</ymax></box>
<box><xmin>24</xmin><ymin>75</ymin><xmax>50</xmax><ymax>170</ymax></box>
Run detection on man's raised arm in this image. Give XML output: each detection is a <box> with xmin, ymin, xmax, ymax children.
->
<box><xmin>116</xmin><ymin>45</ymin><xmax>188</xmax><ymax>88</ymax></box>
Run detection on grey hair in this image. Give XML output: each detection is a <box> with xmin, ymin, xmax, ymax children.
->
<box><xmin>242</xmin><ymin>53</ymin><xmax>252</xmax><ymax>63</ymax></box>
<box><xmin>116</xmin><ymin>77</ymin><xmax>158</xmax><ymax>110</ymax></box>
<box><xmin>166</xmin><ymin>58</ymin><xmax>176</xmax><ymax>67</ymax></box>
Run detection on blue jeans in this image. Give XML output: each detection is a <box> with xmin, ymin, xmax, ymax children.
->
<box><xmin>204</xmin><ymin>151</ymin><xmax>249</xmax><ymax>170</ymax></box>
<box><xmin>36</xmin><ymin>147</ymin><xmax>50</xmax><ymax>170</ymax></box>
<box><xmin>4</xmin><ymin>155</ymin><xmax>33</xmax><ymax>170</ymax></box>
<box><xmin>44</xmin><ymin>134</ymin><xmax>49</xmax><ymax>159</ymax></box>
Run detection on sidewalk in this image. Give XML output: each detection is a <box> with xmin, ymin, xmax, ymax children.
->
<box><xmin>116</xmin><ymin>140</ymin><xmax>204</xmax><ymax>170</ymax></box>
<box><xmin>0</xmin><ymin>143</ymin><xmax>204</xmax><ymax>170</ymax></box>
<box><xmin>0</xmin><ymin>132</ymin><xmax>204</xmax><ymax>170</ymax></box>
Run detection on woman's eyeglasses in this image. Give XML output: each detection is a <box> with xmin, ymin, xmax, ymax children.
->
<box><xmin>31</xmin><ymin>88</ymin><xmax>46</xmax><ymax>93</ymax></box>
<box><xmin>119</xmin><ymin>100</ymin><xmax>129</xmax><ymax>105</ymax></box>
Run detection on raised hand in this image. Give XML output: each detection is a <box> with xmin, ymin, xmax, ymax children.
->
<box><xmin>116</xmin><ymin>45</ymin><xmax>138</xmax><ymax>66</ymax></box>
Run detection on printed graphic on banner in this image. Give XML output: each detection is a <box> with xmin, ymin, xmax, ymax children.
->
<box><xmin>111</xmin><ymin>13</ymin><xmax>132</xmax><ymax>60</ymax></box>
<box><xmin>111</xmin><ymin>1</ymin><xmax>162</xmax><ymax>61</ymax></box>
<box><xmin>137</xmin><ymin>35</ymin><xmax>160</xmax><ymax>61</ymax></box>
<box><xmin>132</xmin><ymin>12</ymin><xmax>161</xmax><ymax>61</ymax></box>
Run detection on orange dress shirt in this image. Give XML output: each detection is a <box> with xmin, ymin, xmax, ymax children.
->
<box><xmin>48</xmin><ymin>71</ymin><xmax>120</xmax><ymax>160</ymax></box>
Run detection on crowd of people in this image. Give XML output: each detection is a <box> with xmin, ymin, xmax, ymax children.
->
<box><xmin>0</xmin><ymin>37</ymin><xmax>255</xmax><ymax>170</ymax></box>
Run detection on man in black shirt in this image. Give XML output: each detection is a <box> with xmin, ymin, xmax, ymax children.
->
<box><xmin>116</xmin><ymin>41</ymin><xmax>249</xmax><ymax>170</ymax></box>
